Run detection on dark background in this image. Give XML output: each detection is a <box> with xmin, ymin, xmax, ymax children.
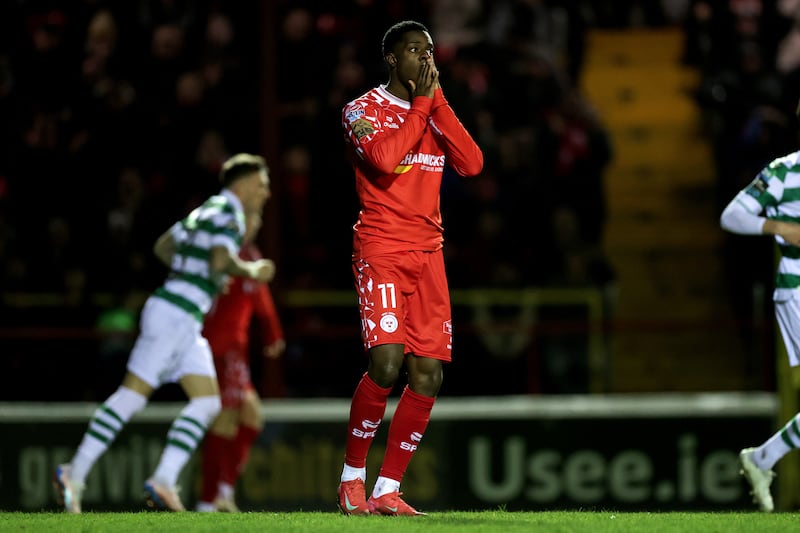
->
<box><xmin>1</xmin><ymin>0</ymin><xmax>798</xmax><ymax>401</ymax></box>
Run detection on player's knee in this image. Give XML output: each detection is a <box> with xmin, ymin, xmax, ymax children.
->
<box><xmin>206</xmin><ymin>396</ymin><xmax>223</xmax><ymax>420</ymax></box>
<box><xmin>407</xmin><ymin>360</ymin><xmax>443</xmax><ymax>396</ymax></box>
<box><xmin>410</xmin><ymin>372</ymin><xmax>442</xmax><ymax>397</ymax></box>
<box><xmin>429</xmin><ymin>371</ymin><xmax>443</xmax><ymax>392</ymax></box>
<box><xmin>368</xmin><ymin>363</ymin><xmax>401</xmax><ymax>387</ymax></box>
<box><xmin>243</xmin><ymin>416</ymin><xmax>264</xmax><ymax>433</ymax></box>
<box><xmin>367</xmin><ymin>346</ymin><xmax>404</xmax><ymax>386</ymax></box>
<box><xmin>211</xmin><ymin>408</ymin><xmax>238</xmax><ymax>435</ymax></box>
<box><xmin>241</xmin><ymin>396</ymin><xmax>262</xmax><ymax>429</ymax></box>
<box><xmin>187</xmin><ymin>395</ymin><xmax>223</xmax><ymax>427</ymax></box>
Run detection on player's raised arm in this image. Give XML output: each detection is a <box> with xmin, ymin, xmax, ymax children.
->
<box><xmin>209</xmin><ymin>245</ymin><xmax>275</xmax><ymax>283</ymax></box>
<box><xmin>343</xmin><ymin>98</ymin><xmax>432</xmax><ymax>175</ymax></box>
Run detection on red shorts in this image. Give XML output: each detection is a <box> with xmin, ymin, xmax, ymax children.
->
<box><xmin>352</xmin><ymin>249</ymin><xmax>452</xmax><ymax>362</ymax></box>
<box><xmin>213</xmin><ymin>347</ymin><xmax>255</xmax><ymax>409</ymax></box>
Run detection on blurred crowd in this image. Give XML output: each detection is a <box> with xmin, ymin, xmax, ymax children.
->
<box><xmin>8</xmin><ymin>0</ymin><xmax>789</xmax><ymax>399</ymax></box>
<box><xmin>684</xmin><ymin>0</ymin><xmax>800</xmax><ymax>333</ymax></box>
<box><xmin>0</xmin><ymin>0</ymin><xmax>623</xmax><ymax>400</ymax></box>
<box><xmin>0</xmin><ymin>0</ymin><xmax>626</xmax><ymax>313</ymax></box>
<box><xmin>686</xmin><ymin>0</ymin><xmax>800</xmax><ymax>208</ymax></box>
<box><xmin>0</xmin><ymin>1</ymin><xmax>262</xmax><ymax>306</ymax></box>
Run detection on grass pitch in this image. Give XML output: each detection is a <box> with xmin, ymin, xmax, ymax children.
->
<box><xmin>0</xmin><ymin>511</ymin><xmax>794</xmax><ymax>532</ymax></box>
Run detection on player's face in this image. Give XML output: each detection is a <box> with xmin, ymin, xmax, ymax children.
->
<box><xmin>391</xmin><ymin>30</ymin><xmax>434</xmax><ymax>84</ymax></box>
<box><xmin>242</xmin><ymin>170</ymin><xmax>271</xmax><ymax>213</ymax></box>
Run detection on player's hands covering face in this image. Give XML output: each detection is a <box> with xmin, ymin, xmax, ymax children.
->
<box><xmin>409</xmin><ymin>57</ymin><xmax>438</xmax><ymax>99</ymax></box>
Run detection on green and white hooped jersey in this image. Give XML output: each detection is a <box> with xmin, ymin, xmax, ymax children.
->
<box><xmin>154</xmin><ymin>189</ymin><xmax>245</xmax><ymax>321</ymax></box>
<box><xmin>737</xmin><ymin>149</ymin><xmax>800</xmax><ymax>300</ymax></box>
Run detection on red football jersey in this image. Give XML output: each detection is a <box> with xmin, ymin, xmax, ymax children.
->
<box><xmin>342</xmin><ymin>86</ymin><xmax>483</xmax><ymax>257</ymax></box>
<box><xmin>202</xmin><ymin>243</ymin><xmax>284</xmax><ymax>355</ymax></box>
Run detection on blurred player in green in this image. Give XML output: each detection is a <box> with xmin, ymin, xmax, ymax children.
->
<box><xmin>720</xmin><ymin>100</ymin><xmax>800</xmax><ymax>512</ymax></box>
<box><xmin>54</xmin><ymin>154</ymin><xmax>275</xmax><ymax>513</ymax></box>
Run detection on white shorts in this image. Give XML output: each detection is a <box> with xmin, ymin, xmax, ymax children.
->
<box><xmin>127</xmin><ymin>296</ymin><xmax>216</xmax><ymax>388</ymax></box>
<box><xmin>775</xmin><ymin>295</ymin><xmax>800</xmax><ymax>367</ymax></box>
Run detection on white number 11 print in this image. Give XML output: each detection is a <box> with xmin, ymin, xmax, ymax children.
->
<box><xmin>377</xmin><ymin>283</ymin><xmax>396</xmax><ymax>308</ymax></box>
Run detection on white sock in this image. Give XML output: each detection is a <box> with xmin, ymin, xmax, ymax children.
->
<box><xmin>196</xmin><ymin>501</ymin><xmax>217</xmax><ymax>512</ymax></box>
<box><xmin>341</xmin><ymin>464</ymin><xmax>367</xmax><ymax>482</ymax></box>
<box><xmin>218</xmin><ymin>482</ymin><xmax>234</xmax><ymax>500</ymax></box>
<box><xmin>71</xmin><ymin>386</ymin><xmax>148</xmax><ymax>484</ymax></box>
<box><xmin>754</xmin><ymin>413</ymin><xmax>800</xmax><ymax>470</ymax></box>
<box><xmin>372</xmin><ymin>476</ymin><xmax>400</xmax><ymax>498</ymax></box>
<box><xmin>151</xmin><ymin>396</ymin><xmax>221</xmax><ymax>486</ymax></box>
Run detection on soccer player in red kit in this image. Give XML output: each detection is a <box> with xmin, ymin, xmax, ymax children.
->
<box><xmin>197</xmin><ymin>211</ymin><xmax>285</xmax><ymax>512</ymax></box>
<box><xmin>337</xmin><ymin>20</ymin><xmax>483</xmax><ymax>516</ymax></box>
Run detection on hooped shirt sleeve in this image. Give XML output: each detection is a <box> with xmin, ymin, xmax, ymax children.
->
<box><xmin>740</xmin><ymin>162</ymin><xmax>784</xmax><ymax>213</ymax></box>
<box><xmin>429</xmin><ymin>88</ymin><xmax>484</xmax><ymax>177</ymax></box>
<box><xmin>722</xmin><ymin>159</ymin><xmax>789</xmax><ymax>238</ymax></box>
<box><xmin>343</xmin><ymin>93</ymin><xmax>433</xmax><ymax>175</ymax></box>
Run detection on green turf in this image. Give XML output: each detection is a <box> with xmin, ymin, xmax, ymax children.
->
<box><xmin>0</xmin><ymin>511</ymin><xmax>795</xmax><ymax>533</ymax></box>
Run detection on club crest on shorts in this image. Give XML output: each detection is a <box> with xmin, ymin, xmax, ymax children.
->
<box><xmin>380</xmin><ymin>313</ymin><xmax>398</xmax><ymax>333</ymax></box>
<box><xmin>442</xmin><ymin>320</ymin><xmax>452</xmax><ymax>335</ymax></box>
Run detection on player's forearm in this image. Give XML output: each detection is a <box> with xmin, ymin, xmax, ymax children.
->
<box><xmin>427</xmin><ymin>91</ymin><xmax>483</xmax><ymax>176</ymax></box>
<box><xmin>764</xmin><ymin>218</ymin><xmax>800</xmax><ymax>246</ymax></box>
<box><xmin>430</xmin><ymin>111</ymin><xmax>483</xmax><ymax>176</ymax></box>
<box><xmin>357</xmin><ymin>101</ymin><xmax>432</xmax><ymax>174</ymax></box>
<box><xmin>261</xmin><ymin>321</ymin><xmax>285</xmax><ymax>345</ymax></box>
<box><xmin>208</xmin><ymin>247</ymin><xmax>251</xmax><ymax>277</ymax></box>
<box><xmin>224</xmin><ymin>254</ymin><xmax>266</xmax><ymax>279</ymax></box>
<box><xmin>764</xmin><ymin>219</ymin><xmax>792</xmax><ymax>237</ymax></box>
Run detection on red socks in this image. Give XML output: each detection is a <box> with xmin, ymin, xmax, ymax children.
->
<box><xmin>344</xmin><ymin>373</ymin><xmax>392</xmax><ymax>468</ymax></box>
<box><xmin>223</xmin><ymin>424</ymin><xmax>260</xmax><ymax>484</ymax></box>
<box><xmin>379</xmin><ymin>386</ymin><xmax>435</xmax><ymax>482</ymax></box>
<box><xmin>345</xmin><ymin>374</ymin><xmax>436</xmax><ymax>483</ymax></box>
<box><xmin>201</xmin><ymin>424</ymin><xmax>260</xmax><ymax>502</ymax></box>
<box><xmin>200</xmin><ymin>432</ymin><xmax>230</xmax><ymax>503</ymax></box>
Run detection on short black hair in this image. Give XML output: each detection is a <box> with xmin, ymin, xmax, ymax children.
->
<box><xmin>381</xmin><ymin>20</ymin><xmax>429</xmax><ymax>57</ymax></box>
<box><xmin>219</xmin><ymin>153</ymin><xmax>268</xmax><ymax>187</ymax></box>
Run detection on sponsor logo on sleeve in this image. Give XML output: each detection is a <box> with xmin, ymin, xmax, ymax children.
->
<box><xmin>351</xmin><ymin>118</ymin><xmax>374</xmax><ymax>140</ymax></box>
<box><xmin>345</xmin><ymin>106</ymin><xmax>365</xmax><ymax>123</ymax></box>
<box><xmin>745</xmin><ymin>172</ymin><xmax>769</xmax><ymax>199</ymax></box>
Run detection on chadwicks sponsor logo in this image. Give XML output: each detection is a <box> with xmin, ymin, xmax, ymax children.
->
<box><xmin>398</xmin><ymin>153</ymin><xmax>445</xmax><ymax>167</ymax></box>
